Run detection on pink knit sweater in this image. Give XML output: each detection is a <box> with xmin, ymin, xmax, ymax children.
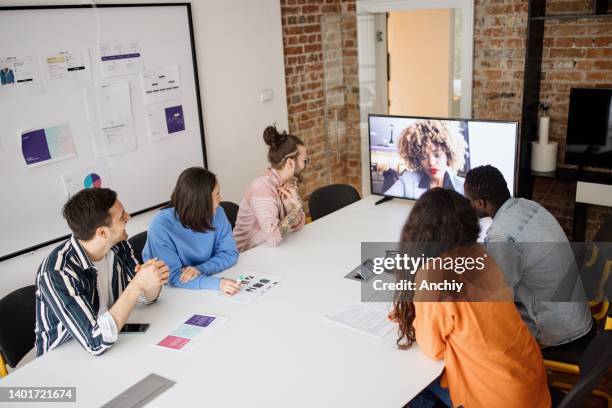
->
<box><xmin>233</xmin><ymin>168</ymin><xmax>305</xmax><ymax>252</ymax></box>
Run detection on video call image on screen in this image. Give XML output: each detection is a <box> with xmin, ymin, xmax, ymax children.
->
<box><xmin>369</xmin><ymin>115</ymin><xmax>518</xmax><ymax>200</ymax></box>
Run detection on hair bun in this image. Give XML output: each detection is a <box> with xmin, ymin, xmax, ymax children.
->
<box><xmin>263</xmin><ymin>126</ymin><xmax>287</xmax><ymax>149</ymax></box>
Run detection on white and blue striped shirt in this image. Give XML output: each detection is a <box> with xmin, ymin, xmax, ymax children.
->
<box><xmin>35</xmin><ymin>236</ymin><xmax>146</xmax><ymax>356</ymax></box>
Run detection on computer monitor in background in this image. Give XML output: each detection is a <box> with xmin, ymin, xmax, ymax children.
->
<box><xmin>565</xmin><ymin>88</ymin><xmax>612</xmax><ymax>169</ymax></box>
<box><xmin>369</xmin><ymin>115</ymin><xmax>519</xmax><ymax>201</ymax></box>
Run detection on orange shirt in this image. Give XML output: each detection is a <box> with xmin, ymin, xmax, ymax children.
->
<box><xmin>413</xmin><ymin>300</ymin><xmax>551</xmax><ymax>407</ymax></box>
<box><xmin>409</xmin><ymin>246</ymin><xmax>551</xmax><ymax>407</ymax></box>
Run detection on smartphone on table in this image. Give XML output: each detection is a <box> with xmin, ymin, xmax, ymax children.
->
<box><xmin>120</xmin><ymin>323</ymin><xmax>150</xmax><ymax>334</ymax></box>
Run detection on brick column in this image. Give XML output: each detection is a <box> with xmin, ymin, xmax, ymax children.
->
<box><xmin>280</xmin><ymin>0</ymin><xmax>362</xmax><ymax>207</ymax></box>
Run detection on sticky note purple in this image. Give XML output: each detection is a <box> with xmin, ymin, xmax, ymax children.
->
<box><xmin>22</xmin><ymin>129</ymin><xmax>51</xmax><ymax>165</ymax></box>
<box><xmin>165</xmin><ymin>105</ymin><xmax>185</xmax><ymax>134</ymax></box>
<box><xmin>185</xmin><ymin>314</ymin><xmax>215</xmax><ymax>327</ymax></box>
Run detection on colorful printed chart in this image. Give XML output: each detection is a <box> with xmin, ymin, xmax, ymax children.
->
<box><xmin>83</xmin><ymin>173</ymin><xmax>102</xmax><ymax>189</ymax></box>
<box><xmin>61</xmin><ymin>165</ymin><xmax>112</xmax><ymax>198</ymax></box>
<box><xmin>156</xmin><ymin>314</ymin><xmax>226</xmax><ymax>351</ymax></box>
<box><xmin>21</xmin><ymin>124</ymin><xmax>76</xmax><ymax>166</ymax></box>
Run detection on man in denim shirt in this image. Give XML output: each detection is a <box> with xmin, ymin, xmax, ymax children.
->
<box><xmin>464</xmin><ymin>165</ymin><xmax>592</xmax><ymax>346</ymax></box>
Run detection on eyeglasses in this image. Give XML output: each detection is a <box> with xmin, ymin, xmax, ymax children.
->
<box><xmin>282</xmin><ymin>152</ymin><xmax>310</xmax><ymax>167</ymax></box>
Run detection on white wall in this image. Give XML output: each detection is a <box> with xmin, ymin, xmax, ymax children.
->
<box><xmin>0</xmin><ymin>0</ymin><xmax>288</xmax><ymax>298</ymax></box>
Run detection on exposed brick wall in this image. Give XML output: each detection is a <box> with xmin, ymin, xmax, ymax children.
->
<box><xmin>280</xmin><ymin>0</ymin><xmax>361</xmax><ymax>207</ymax></box>
<box><xmin>541</xmin><ymin>16</ymin><xmax>612</xmax><ymax>166</ymax></box>
<box><xmin>279</xmin><ymin>0</ymin><xmax>611</xmax><ymax>238</ymax></box>
<box><xmin>473</xmin><ymin>1</ymin><xmax>528</xmax><ymax>121</ymax></box>
<box><xmin>473</xmin><ymin>0</ymin><xmax>612</xmax><ymax>240</ymax></box>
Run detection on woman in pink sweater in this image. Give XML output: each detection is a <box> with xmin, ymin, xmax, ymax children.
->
<box><xmin>233</xmin><ymin>126</ymin><xmax>308</xmax><ymax>252</ymax></box>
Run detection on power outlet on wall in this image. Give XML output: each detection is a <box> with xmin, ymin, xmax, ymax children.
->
<box><xmin>259</xmin><ymin>89</ymin><xmax>274</xmax><ymax>103</ymax></box>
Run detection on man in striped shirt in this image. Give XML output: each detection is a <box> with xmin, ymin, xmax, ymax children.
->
<box><xmin>35</xmin><ymin>188</ymin><xmax>169</xmax><ymax>356</ymax></box>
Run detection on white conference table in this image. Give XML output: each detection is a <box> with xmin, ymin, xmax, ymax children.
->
<box><xmin>2</xmin><ymin>195</ymin><xmax>443</xmax><ymax>407</ymax></box>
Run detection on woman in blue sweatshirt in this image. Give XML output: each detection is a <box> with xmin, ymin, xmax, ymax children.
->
<box><xmin>143</xmin><ymin>167</ymin><xmax>240</xmax><ymax>295</ymax></box>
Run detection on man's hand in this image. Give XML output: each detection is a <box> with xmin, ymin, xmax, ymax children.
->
<box><xmin>136</xmin><ymin>259</ymin><xmax>170</xmax><ymax>285</ymax></box>
<box><xmin>109</xmin><ymin>259</ymin><xmax>167</xmax><ymax>330</ymax></box>
<box><xmin>180</xmin><ymin>266</ymin><xmax>200</xmax><ymax>283</ymax></box>
<box><xmin>279</xmin><ymin>185</ymin><xmax>301</xmax><ymax>212</ymax></box>
<box><xmin>132</xmin><ymin>259</ymin><xmax>166</xmax><ymax>292</ymax></box>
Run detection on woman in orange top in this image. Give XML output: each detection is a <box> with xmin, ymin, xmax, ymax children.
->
<box><xmin>392</xmin><ymin>188</ymin><xmax>550</xmax><ymax>408</ymax></box>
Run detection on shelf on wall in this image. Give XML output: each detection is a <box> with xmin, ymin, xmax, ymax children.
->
<box><xmin>530</xmin><ymin>0</ymin><xmax>610</xmax><ymax>21</ymax></box>
<box><xmin>531</xmin><ymin>167</ymin><xmax>612</xmax><ymax>185</ymax></box>
<box><xmin>531</xmin><ymin>13</ymin><xmax>612</xmax><ymax>21</ymax></box>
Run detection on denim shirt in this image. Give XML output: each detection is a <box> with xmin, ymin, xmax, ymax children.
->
<box><xmin>484</xmin><ymin>198</ymin><xmax>592</xmax><ymax>346</ymax></box>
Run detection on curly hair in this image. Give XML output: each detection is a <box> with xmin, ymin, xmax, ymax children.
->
<box><xmin>397</xmin><ymin>120</ymin><xmax>467</xmax><ymax>172</ymax></box>
<box><xmin>393</xmin><ymin>188</ymin><xmax>480</xmax><ymax>349</ymax></box>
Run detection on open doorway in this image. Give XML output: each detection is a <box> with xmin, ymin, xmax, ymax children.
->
<box><xmin>357</xmin><ymin>0</ymin><xmax>474</xmax><ymax>195</ymax></box>
<box><xmin>387</xmin><ymin>9</ymin><xmax>461</xmax><ymax>117</ymax></box>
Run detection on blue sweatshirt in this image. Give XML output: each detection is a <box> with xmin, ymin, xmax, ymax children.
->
<box><xmin>142</xmin><ymin>207</ymin><xmax>239</xmax><ymax>290</ymax></box>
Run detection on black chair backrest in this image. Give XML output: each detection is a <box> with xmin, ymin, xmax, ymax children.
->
<box><xmin>581</xmin><ymin>215</ymin><xmax>612</xmax><ymax>300</ymax></box>
<box><xmin>593</xmin><ymin>215</ymin><xmax>612</xmax><ymax>242</ymax></box>
<box><xmin>128</xmin><ymin>231</ymin><xmax>147</xmax><ymax>264</ymax></box>
<box><xmin>557</xmin><ymin>331</ymin><xmax>612</xmax><ymax>408</ymax></box>
<box><xmin>0</xmin><ymin>285</ymin><xmax>36</xmax><ymax>368</ymax></box>
<box><xmin>220</xmin><ymin>201</ymin><xmax>239</xmax><ymax>230</ymax></box>
<box><xmin>309</xmin><ymin>184</ymin><xmax>360</xmax><ymax>221</ymax></box>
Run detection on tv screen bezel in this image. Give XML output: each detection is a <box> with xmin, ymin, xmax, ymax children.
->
<box><xmin>367</xmin><ymin>113</ymin><xmax>521</xmax><ymax>201</ymax></box>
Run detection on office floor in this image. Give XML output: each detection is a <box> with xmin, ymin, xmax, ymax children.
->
<box><xmin>554</xmin><ymin>370</ymin><xmax>612</xmax><ymax>407</ymax></box>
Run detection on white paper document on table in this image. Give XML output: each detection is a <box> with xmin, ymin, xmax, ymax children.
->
<box><xmin>324</xmin><ymin>302</ymin><xmax>396</xmax><ymax>339</ymax></box>
<box><xmin>154</xmin><ymin>314</ymin><xmax>228</xmax><ymax>353</ymax></box>
<box><xmin>217</xmin><ymin>274</ymin><xmax>283</xmax><ymax>304</ymax></box>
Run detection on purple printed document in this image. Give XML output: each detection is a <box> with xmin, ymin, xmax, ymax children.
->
<box><xmin>21</xmin><ymin>124</ymin><xmax>76</xmax><ymax>166</ymax></box>
<box><xmin>165</xmin><ymin>105</ymin><xmax>185</xmax><ymax>134</ymax></box>
<box><xmin>21</xmin><ymin>129</ymin><xmax>51</xmax><ymax>164</ymax></box>
<box><xmin>185</xmin><ymin>314</ymin><xmax>216</xmax><ymax>328</ymax></box>
<box><xmin>153</xmin><ymin>314</ymin><xmax>227</xmax><ymax>353</ymax></box>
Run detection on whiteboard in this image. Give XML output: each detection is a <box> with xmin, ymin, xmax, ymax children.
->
<box><xmin>0</xmin><ymin>4</ymin><xmax>207</xmax><ymax>260</ymax></box>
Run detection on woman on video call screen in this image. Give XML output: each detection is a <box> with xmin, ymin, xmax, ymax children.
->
<box><xmin>369</xmin><ymin>116</ymin><xmax>517</xmax><ymax>200</ymax></box>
